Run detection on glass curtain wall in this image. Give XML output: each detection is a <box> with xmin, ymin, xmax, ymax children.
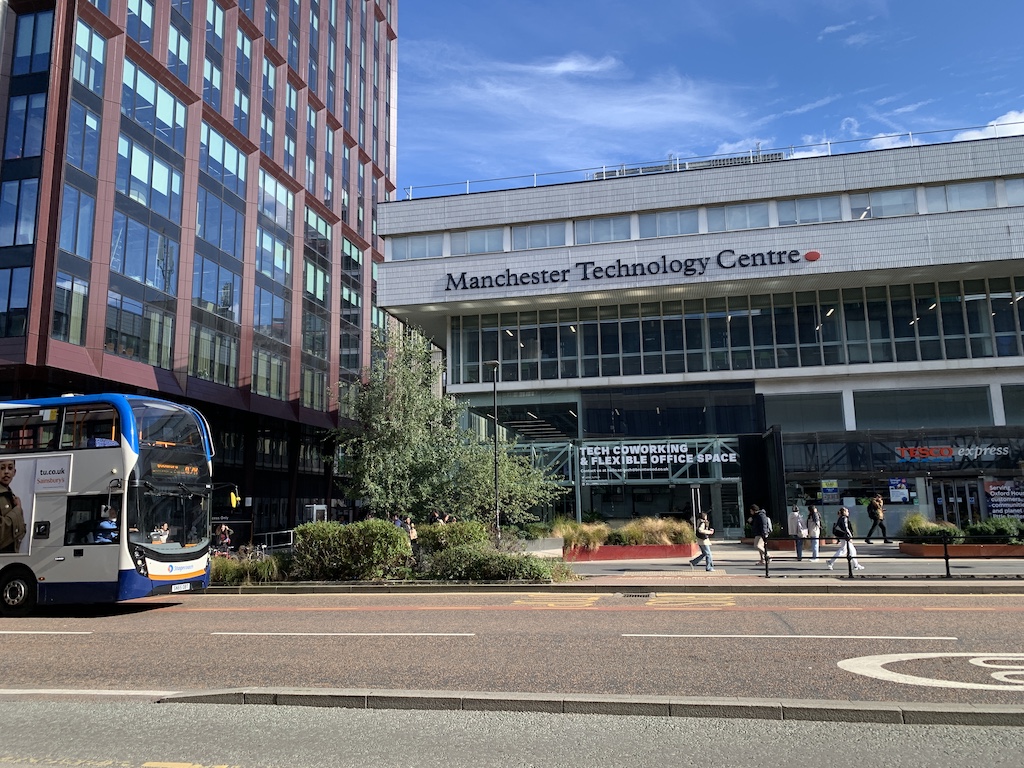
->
<box><xmin>450</xmin><ymin>276</ymin><xmax>1024</xmax><ymax>384</ymax></box>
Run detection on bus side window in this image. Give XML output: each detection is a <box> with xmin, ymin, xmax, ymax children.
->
<box><xmin>0</xmin><ymin>408</ymin><xmax>59</xmax><ymax>452</ymax></box>
<box><xmin>64</xmin><ymin>497</ymin><xmax>113</xmax><ymax>545</ymax></box>
<box><xmin>61</xmin><ymin>406</ymin><xmax>120</xmax><ymax>450</ymax></box>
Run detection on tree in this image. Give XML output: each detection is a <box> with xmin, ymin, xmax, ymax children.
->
<box><xmin>336</xmin><ymin>328</ymin><xmax>565</xmax><ymax>526</ymax></box>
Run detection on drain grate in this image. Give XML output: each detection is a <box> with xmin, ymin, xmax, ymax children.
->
<box><xmin>621</xmin><ymin>592</ymin><xmax>654</xmax><ymax>599</ymax></box>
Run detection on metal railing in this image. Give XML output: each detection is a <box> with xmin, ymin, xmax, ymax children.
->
<box><xmin>252</xmin><ymin>528</ymin><xmax>295</xmax><ymax>552</ymax></box>
<box><xmin>757</xmin><ymin>533</ymin><xmax>1024</xmax><ymax>579</ymax></box>
<box><xmin>400</xmin><ymin>121</ymin><xmax>1024</xmax><ymax>201</ymax></box>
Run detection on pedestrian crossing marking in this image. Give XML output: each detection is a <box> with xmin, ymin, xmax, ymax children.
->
<box><xmin>513</xmin><ymin>594</ymin><xmax>603</xmax><ymax>608</ymax></box>
<box><xmin>646</xmin><ymin>594</ymin><xmax>737</xmax><ymax>607</ymax></box>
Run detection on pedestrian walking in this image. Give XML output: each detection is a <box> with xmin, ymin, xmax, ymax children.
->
<box><xmin>865</xmin><ymin>494</ymin><xmax>892</xmax><ymax>543</ymax></box>
<box><xmin>749</xmin><ymin>504</ymin><xmax>772</xmax><ymax>564</ymax></box>
<box><xmin>827</xmin><ymin>507</ymin><xmax>864</xmax><ymax>571</ymax></box>
<box><xmin>806</xmin><ymin>504</ymin><xmax>823</xmax><ymax>562</ymax></box>
<box><xmin>788</xmin><ymin>504</ymin><xmax>808</xmax><ymax>561</ymax></box>
<box><xmin>689</xmin><ymin>512</ymin><xmax>715</xmax><ymax>572</ymax></box>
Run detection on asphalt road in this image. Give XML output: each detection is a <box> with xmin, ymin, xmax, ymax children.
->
<box><xmin>1</xmin><ymin>700</ymin><xmax>1022</xmax><ymax>768</ymax></box>
<box><xmin>4</xmin><ymin>591</ymin><xmax>1023</xmax><ymax>706</ymax></box>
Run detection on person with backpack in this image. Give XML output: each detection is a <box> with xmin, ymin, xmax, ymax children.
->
<box><xmin>689</xmin><ymin>512</ymin><xmax>715</xmax><ymax>572</ymax></box>
<box><xmin>865</xmin><ymin>493</ymin><xmax>891</xmax><ymax>543</ymax></box>
<box><xmin>827</xmin><ymin>507</ymin><xmax>864</xmax><ymax>571</ymax></box>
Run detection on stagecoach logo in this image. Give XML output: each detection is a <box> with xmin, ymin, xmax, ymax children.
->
<box><xmin>444</xmin><ymin>249</ymin><xmax>822</xmax><ymax>292</ymax></box>
<box><xmin>33</xmin><ymin>456</ymin><xmax>72</xmax><ymax>493</ymax></box>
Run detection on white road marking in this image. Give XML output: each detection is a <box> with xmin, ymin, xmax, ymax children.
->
<box><xmin>212</xmin><ymin>632</ymin><xmax>475</xmax><ymax>637</ymax></box>
<box><xmin>625</xmin><ymin>634</ymin><xmax>957</xmax><ymax>640</ymax></box>
<box><xmin>0</xmin><ymin>631</ymin><xmax>92</xmax><ymax>634</ymax></box>
<box><xmin>839</xmin><ymin>653</ymin><xmax>1024</xmax><ymax>690</ymax></box>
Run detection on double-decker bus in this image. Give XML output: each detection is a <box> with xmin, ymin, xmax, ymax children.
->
<box><xmin>0</xmin><ymin>394</ymin><xmax>215</xmax><ymax>616</ymax></box>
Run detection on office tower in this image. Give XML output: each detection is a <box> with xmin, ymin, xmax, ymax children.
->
<box><xmin>0</xmin><ymin>0</ymin><xmax>398</xmax><ymax>536</ymax></box>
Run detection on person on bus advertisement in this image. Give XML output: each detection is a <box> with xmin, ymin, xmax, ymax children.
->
<box><xmin>0</xmin><ymin>458</ymin><xmax>27</xmax><ymax>554</ymax></box>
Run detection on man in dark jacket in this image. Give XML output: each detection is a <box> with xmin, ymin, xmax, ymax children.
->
<box><xmin>749</xmin><ymin>504</ymin><xmax>772</xmax><ymax>564</ymax></box>
<box><xmin>865</xmin><ymin>494</ymin><xmax>891</xmax><ymax>543</ymax></box>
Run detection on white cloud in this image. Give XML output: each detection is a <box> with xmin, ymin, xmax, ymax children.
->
<box><xmin>865</xmin><ymin>133</ymin><xmax>913</xmax><ymax>150</ymax></box>
<box><xmin>954</xmin><ymin>110</ymin><xmax>1024</xmax><ymax>141</ymax></box>
<box><xmin>818</xmin><ymin>21</ymin><xmax>856</xmax><ymax>40</ymax></box>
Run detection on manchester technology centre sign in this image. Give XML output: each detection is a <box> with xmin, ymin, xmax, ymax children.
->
<box><xmin>445</xmin><ymin>248</ymin><xmax>822</xmax><ymax>292</ymax></box>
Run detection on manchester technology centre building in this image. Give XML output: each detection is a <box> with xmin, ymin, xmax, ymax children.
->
<box><xmin>378</xmin><ymin>134</ymin><xmax>1024</xmax><ymax>535</ymax></box>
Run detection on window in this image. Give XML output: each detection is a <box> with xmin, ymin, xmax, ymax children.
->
<box><xmin>854</xmin><ymin>388</ymin><xmax>991</xmax><ymax>429</ymax></box>
<box><xmin>390</xmin><ymin>234</ymin><xmax>442</xmax><ymax>261</ymax></box>
<box><xmin>252</xmin><ymin>347</ymin><xmax>288</xmax><ymax>400</ymax></box>
<box><xmin>66</xmin><ymin>101</ymin><xmax>101</xmax><ymax>176</ymax></box>
<box><xmin>256</xmin><ymin>227</ymin><xmax>292</xmax><ymax>282</ymax></box>
<box><xmin>850</xmin><ymin>188</ymin><xmax>917</xmax><ymax>220</ymax></box>
<box><xmin>707</xmin><ymin>202</ymin><xmax>769</xmax><ymax>232</ymax></box>
<box><xmin>52</xmin><ymin>273</ymin><xmax>89</xmax><ymax>345</ymax></box>
<box><xmin>638</xmin><ymin>209</ymin><xmax>698</xmax><ymax>238</ymax></box>
<box><xmin>59</xmin><ymin>185</ymin><xmax>95</xmax><ymax>259</ymax></box>
<box><xmin>61</xmin><ymin>406</ymin><xmax>119</xmax><ymax>450</ymax></box>
<box><xmin>777</xmin><ymin>195</ymin><xmax>842</xmax><ymax>226</ymax></box>
<box><xmin>0</xmin><ymin>407</ymin><xmax>58</xmax><ymax>451</ymax></box>
<box><xmin>284</xmin><ymin>134</ymin><xmax>296</xmax><ymax>175</ymax></box>
<box><xmin>304</xmin><ymin>260</ymin><xmax>329</xmax><ymax>303</ymax></box>
<box><xmin>127</xmin><ymin>0</ymin><xmax>154</xmax><ymax>53</ymax></box>
<box><xmin>196</xmin><ymin>186</ymin><xmax>245</xmax><ymax>259</ymax></box>
<box><xmin>236</xmin><ymin>29</ymin><xmax>252</xmax><ymax>80</ymax></box>
<box><xmin>258</xmin><ymin>170</ymin><xmax>295</xmax><ymax>232</ymax></box>
<box><xmin>116</xmin><ymin>136</ymin><xmax>184</xmax><ymax>222</ymax></box>
<box><xmin>253</xmin><ymin>286</ymin><xmax>290</xmax><ymax>342</ymax></box>
<box><xmin>512</xmin><ymin>222</ymin><xmax>566</xmax><ymax>250</ymax></box>
<box><xmin>1007</xmin><ymin>179</ymin><xmax>1024</xmax><ymax>207</ymax></box>
<box><xmin>206</xmin><ymin>0</ymin><xmax>225</xmax><ymax>53</ymax></box>
<box><xmin>260</xmin><ymin>110</ymin><xmax>275</xmax><ymax>155</ymax></box>
<box><xmin>192</xmin><ymin>254</ymin><xmax>240</xmax><ymax>321</ymax></box>
<box><xmin>262</xmin><ymin>58</ymin><xmax>277</xmax><ymax>103</ymax></box>
<box><xmin>451</xmin><ymin>228</ymin><xmax>503</xmax><ymax>256</ymax></box>
<box><xmin>0</xmin><ymin>268</ymin><xmax>29</xmax><ymax>337</ymax></box>
<box><xmin>264</xmin><ymin>1</ymin><xmax>279</xmax><ymax>47</ymax></box>
<box><xmin>13</xmin><ymin>11</ymin><xmax>53</xmax><ymax>75</ymax></box>
<box><xmin>301</xmin><ymin>367</ymin><xmax>327</xmax><ymax>410</ymax></box>
<box><xmin>167</xmin><ymin>26</ymin><xmax>190</xmax><ymax>84</ymax></box>
<box><xmin>73</xmin><ymin>21</ymin><xmax>105</xmax><ymax>95</ymax></box>
<box><xmin>189</xmin><ymin>324</ymin><xmax>238</xmax><ymax>385</ymax></box>
<box><xmin>925</xmin><ymin>181</ymin><xmax>997</xmax><ymax>213</ymax></box>
<box><xmin>105</xmin><ymin>290</ymin><xmax>174</xmax><ymax>367</ymax></box>
<box><xmin>203</xmin><ymin>58</ymin><xmax>222</xmax><ymax>111</ymax></box>
<box><xmin>575</xmin><ymin>216</ymin><xmax>630</xmax><ymax>244</ymax></box>
<box><xmin>110</xmin><ymin>212</ymin><xmax>179</xmax><ymax>294</ymax></box>
<box><xmin>4</xmin><ymin>93</ymin><xmax>46</xmax><ymax>160</ymax></box>
<box><xmin>234</xmin><ymin>87</ymin><xmax>250</xmax><ymax>136</ymax></box>
<box><xmin>200</xmin><ymin>123</ymin><xmax>247</xmax><ymax>197</ymax></box>
<box><xmin>122</xmin><ymin>60</ymin><xmax>188</xmax><ymax>153</ymax></box>
<box><xmin>0</xmin><ymin>179</ymin><xmax>39</xmax><ymax>246</ymax></box>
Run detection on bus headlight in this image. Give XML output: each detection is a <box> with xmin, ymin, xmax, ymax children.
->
<box><xmin>132</xmin><ymin>548</ymin><xmax>149</xmax><ymax>576</ymax></box>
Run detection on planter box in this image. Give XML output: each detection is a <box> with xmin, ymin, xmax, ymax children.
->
<box><xmin>899</xmin><ymin>542</ymin><xmax>1024</xmax><ymax>558</ymax></box>
<box><xmin>563</xmin><ymin>543</ymin><xmax>699</xmax><ymax>562</ymax></box>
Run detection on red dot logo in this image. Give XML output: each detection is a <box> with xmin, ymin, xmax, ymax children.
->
<box><xmin>804</xmin><ymin>250</ymin><xmax>821</xmax><ymax>261</ymax></box>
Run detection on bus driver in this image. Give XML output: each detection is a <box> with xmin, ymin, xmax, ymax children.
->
<box><xmin>0</xmin><ymin>458</ymin><xmax>27</xmax><ymax>554</ymax></box>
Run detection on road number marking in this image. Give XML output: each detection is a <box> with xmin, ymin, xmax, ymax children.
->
<box><xmin>839</xmin><ymin>653</ymin><xmax>1024</xmax><ymax>690</ymax></box>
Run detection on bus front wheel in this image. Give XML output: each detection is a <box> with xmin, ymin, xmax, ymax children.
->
<box><xmin>0</xmin><ymin>568</ymin><xmax>37</xmax><ymax>617</ymax></box>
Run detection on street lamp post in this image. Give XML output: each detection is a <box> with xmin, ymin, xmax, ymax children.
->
<box><xmin>484</xmin><ymin>360</ymin><xmax>500</xmax><ymax>542</ymax></box>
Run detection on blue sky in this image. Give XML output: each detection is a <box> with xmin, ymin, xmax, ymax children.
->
<box><xmin>395</xmin><ymin>0</ymin><xmax>1023</xmax><ymax>198</ymax></box>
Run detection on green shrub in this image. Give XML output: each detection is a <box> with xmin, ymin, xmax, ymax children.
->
<box><xmin>547</xmin><ymin>560</ymin><xmax>582</xmax><ymax>582</ymax></box>
<box><xmin>428</xmin><ymin>544</ymin><xmax>552</xmax><ymax>581</ymax></box>
<box><xmin>291</xmin><ymin>519</ymin><xmax>411</xmax><ymax>580</ymax></box>
<box><xmin>900</xmin><ymin>512</ymin><xmax>964</xmax><ymax>544</ymax></box>
<box><xmin>963</xmin><ymin>517</ymin><xmax>1024</xmax><ymax>545</ymax></box>
<box><xmin>416</xmin><ymin>520</ymin><xmax>491</xmax><ymax>554</ymax></box>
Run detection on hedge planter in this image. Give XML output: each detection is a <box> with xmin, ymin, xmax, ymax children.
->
<box><xmin>563</xmin><ymin>543</ymin><xmax>699</xmax><ymax>562</ymax></box>
<box><xmin>741</xmin><ymin>538</ymin><xmax>836</xmax><ymax>550</ymax></box>
<box><xmin>899</xmin><ymin>543</ymin><xmax>1024</xmax><ymax>558</ymax></box>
